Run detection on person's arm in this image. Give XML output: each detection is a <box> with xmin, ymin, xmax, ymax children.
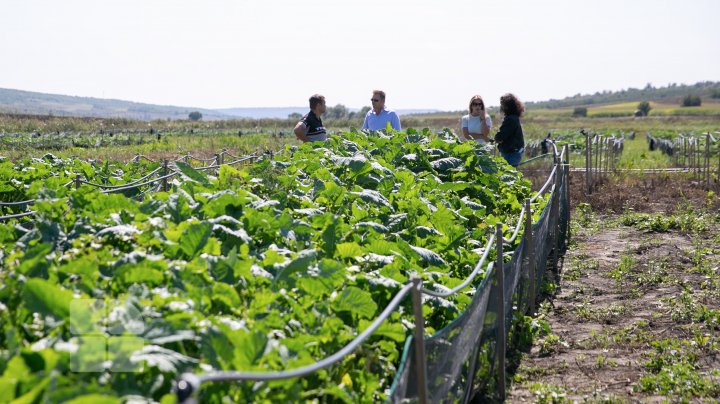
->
<box><xmin>480</xmin><ymin>113</ymin><xmax>490</xmax><ymax>137</ymax></box>
<box><xmin>361</xmin><ymin>113</ymin><xmax>369</xmax><ymax>130</ymax></box>
<box><xmin>494</xmin><ymin>116</ymin><xmax>514</xmax><ymax>144</ymax></box>
<box><xmin>460</xmin><ymin>116</ymin><xmax>471</xmax><ymax>140</ymax></box>
<box><xmin>294</xmin><ymin>121</ymin><xmax>309</xmax><ymax>142</ymax></box>
<box><xmin>391</xmin><ymin>112</ymin><xmax>401</xmax><ymax>131</ymax></box>
<box><xmin>462</xmin><ymin>127</ymin><xmax>472</xmax><ymax>140</ymax></box>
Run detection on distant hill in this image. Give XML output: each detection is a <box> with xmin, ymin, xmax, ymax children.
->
<box><xmin>216</xmin><ymin>107</ymin><xmax>439</xmax><ymax>119</ymax></box>
<box><xmin>0</xmin><ymin>88</ymin><xmax>234</xmax><ymax>121</ymax></box>
<box><xmin>527</xmin><ymin>81</ymin><xmax>720</xmax><ymax>109</ymax></box>
<box><xmin>0</xmin><ymin>88</ymin><xmax>440</xmax><ymax>121</ymax></box>
<box><xmin>216</xmin><ymin>107</ymin><xmax>307</xmax><ymax>119</ymax></box>
<box><xmin>3</xmin><ymin>82</ymin><xmax>717</xmax><ymax>121</ymax></box>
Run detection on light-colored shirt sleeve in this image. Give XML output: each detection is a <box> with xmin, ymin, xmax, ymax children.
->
<box><xmin>390</xmin><ymin>112</ymin><xmax>401</xmax><ymax>131</ymax></box>
<box><xmin>485</xmin><ymin>115</ymin><xmax>492</xmax><ymax>128</ymax></box>
<box><xmin>362</xmin><ymin>111</ymin><xmax>370</xmax><ymax>129</ymax></box>
<box><xmin>461</xmin><ymin>115</ymin><xmax>469</xmax><ymax>129</ymax></box>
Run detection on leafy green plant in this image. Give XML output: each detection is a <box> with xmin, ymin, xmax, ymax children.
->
<box><xmin>527</xmin><ymin>382</ymin><xmax>568</xmax><ymax>403</ymax></box>
<box><xmin>0</xmin><ymin>128</ymin><xmax>538</xmax><ymax>401</ymax></box>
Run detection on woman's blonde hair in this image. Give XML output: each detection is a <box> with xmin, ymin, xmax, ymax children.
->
<box><xmin>468</xmin><ymin>95</ymin><xmax>485</xmax><ymax>114</ymax></box>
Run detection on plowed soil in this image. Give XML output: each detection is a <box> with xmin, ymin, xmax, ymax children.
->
<box><xmin>506</xmin><ymin>174</ymin><xmax>720</xmax><ymax>403</ymax></box>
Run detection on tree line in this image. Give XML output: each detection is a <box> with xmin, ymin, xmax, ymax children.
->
<box><xmin>530</xmin><ymin>81</ymin><xmax>720</xmax><ymax>110</ymax></box>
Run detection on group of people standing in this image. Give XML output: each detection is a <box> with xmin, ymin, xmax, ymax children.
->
<box><xmin>460</xmin><ymin>93</ymin><xmax>526</xmax><ymax>167</ymax></box>
<box><xmin>293</xmin><ymin>90</ymin><xmax>525</xmax><ymax>167</ymax></box>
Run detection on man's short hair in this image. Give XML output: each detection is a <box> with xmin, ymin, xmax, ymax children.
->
<box><xmin>309</xmin><ymin>94</ymin><xmax>325</xmax><ymax>109</ymax></box>
<box><xmin>372</xmin><ymin>90</ymin><xmax>386</xmax><ymax>101</ymax></box>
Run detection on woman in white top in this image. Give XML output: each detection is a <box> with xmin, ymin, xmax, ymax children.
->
<box><xmin>460</xmin><ymin>95</ymin><xmax>492</xmax><ymax>144</ymax></box>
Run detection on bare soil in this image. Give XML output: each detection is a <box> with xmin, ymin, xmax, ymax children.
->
<box><xmin>506</xmin><ymin>173</ymin><xmax>720</xmax><ymax>403</ymax></box>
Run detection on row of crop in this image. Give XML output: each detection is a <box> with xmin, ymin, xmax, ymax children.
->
<box><xmin>0</xmin><ymin>128</ymin><xmax>541</xmax><ymax>402</ymax></box>
<box><xmin>0</xmin><ymin>129</ymin><xmax>283</xmax><ymax>151</ymax></box>
<box><xmin>0</xmin><ymin>149</ymin><xmax>261</xmax><ymax>217</ymax></box>
<box><xmin>524</xmin><ymin>129</ymin><xmax>631</xmax><ymax>159</ymax></box>
<box><xmin>647</xmin><ymin>131</ymin><xmax>720</xmax><ymax>189</ymax></box>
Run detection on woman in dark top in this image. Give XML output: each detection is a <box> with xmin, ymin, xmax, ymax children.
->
<box><xmin>494</xmin><ymin>93</ymin><xmax>525</xmax><ymax>167</ymax></box>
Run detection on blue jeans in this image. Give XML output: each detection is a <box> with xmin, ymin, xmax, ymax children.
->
<box><xmin>501</xmin><ymin>148</ymin><xmax>524</xmax><ymax>167</ymax></box>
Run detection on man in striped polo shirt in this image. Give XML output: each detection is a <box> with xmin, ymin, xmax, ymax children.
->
<box><xmin>294</xmin><ymin>94</ymin><xmax>328</xmax><ymax>142</ymax></box>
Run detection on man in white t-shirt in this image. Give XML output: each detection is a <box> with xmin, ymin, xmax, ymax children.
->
<box><xmin>362</xmin><ymin>90</ymin><xmax>402</xmax><ymax>131</ymax></box>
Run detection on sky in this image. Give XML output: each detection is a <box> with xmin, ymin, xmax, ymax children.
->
<box><xmin>1</xmin><ymin>0</ymin><xmax>718</xmax><ymax>111</ymax></box>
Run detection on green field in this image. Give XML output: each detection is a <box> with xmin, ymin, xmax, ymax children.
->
<box><xmin>524</xmin><ymin>100</ymin><xmax>720</xmax><ymax>119</ymax></box>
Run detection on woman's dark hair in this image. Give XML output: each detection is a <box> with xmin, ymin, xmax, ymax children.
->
<box><xmin>468</xmin><ymin>95</ymin><xmax>484</xmax><ymax>114</ymax></box>
<box><xmin>309</xmin><ymin>94</ymin><xmax>325</xmax><ymax>110</ymax></box>
<box><xmin>499</xmin><ymin>93</ymin><xmax>525</xmax><ymax>117</ymax></box>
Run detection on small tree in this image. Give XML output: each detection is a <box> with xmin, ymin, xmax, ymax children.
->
<box><xmin>188</xmin><ymin>111</ymin><xmax>203</xmax><ymax>121</ymax></box>
<box><xmin>357</xmin><ymin>106</ymin><xmax>371</xmax><ymax>118</ymax></box>
<box><xmin>572</xmin><ymin>107</ymin><xmax>587</xmax><ymax>117</ymax></box>
<box><xmin>711</xmin><ymin>89</ymin><xmax>720</xmax><ymax>99</ymax></box>
<box><xmin>325</xmin><ymin>104</ymin><xmax>349</xmax><ymax>120</ymax></box>
<box><xmin>288</xmin><ymin>112</ymin><xmax>302</xmax><ymax>120</ymax></box>
<box><xmin>637</xmin><ymin>101</ymin><xmax>651</xmax><ymax>116</ymax></box>
<box><xmin>681</xmin><ymin>95</ymin><xmax>702</xmax><ymax>107</ymax></box>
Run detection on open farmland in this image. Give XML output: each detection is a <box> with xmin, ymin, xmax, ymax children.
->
<box><xmin>0</xmin><ymin>128</ymin><xmax>563</xmax><ymax>402</ymax></box>
<box><xmin>0</xmin><ymin>113</ymin><xmax>719</xmax><ymax>402</ymax></box>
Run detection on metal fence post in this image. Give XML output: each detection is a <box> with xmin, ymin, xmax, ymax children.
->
<box><xmin>551</xmin><ymin>159</ymin><xmax>561</xmax><ymax>271</ymax></box>
<box><xmin>162</xmin><ymin>160</ymin><xmax>169</xmax><ymax>192</ymax></box>
<box><xmin>705</xmin><ymin>133</ymin><xmax>711</xmax><ymax>190</ymax></box>
<box><xmin>584</xmin><ymin>130</ymin><xmax>591</xmax><ymax>194</ymax></box>
<box><xmin>524</xmin><ymin>199</ymin><xmax>536</xmax><ymax>315</ymax></box>
<box><xmin>75</xmin><ymin>174</ymin><xmax>81</xmax><ymax>189</ymax></box>
<box><xmin>495</xmin><ymin>223</ymin><xmax>505</xmax><ymax>401</ymax></box>
<box><xmin>176</xmin><ymin>373</ymin><xmax>199</xmax><ymax>404</ymax></box>
<box><xmin>410</xmin><ymin>275</ymin><xmax>428</xmax><ymax>404</ymax></box>
<box><xmin>563</xmin><ymin>144</ymin><xmax>571</xmax><ymax>242</ymax></box>
<box><xmin>594</xmin><ymin>135</ymin><xmax>600</xmax><ymax>187</ymax></box>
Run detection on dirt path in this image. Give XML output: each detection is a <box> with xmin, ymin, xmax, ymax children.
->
<box><xmin>506</xmin><ymin>179</ymin><xmax>720</xmax><ymax>402</ymax></box>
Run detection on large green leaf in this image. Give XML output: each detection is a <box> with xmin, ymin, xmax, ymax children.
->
<box><xmin>430</xmin><ymin>157</ymin><xmax>463</xmax><ymax>172</ymax></box>
<box><xmin>179</xmin><ymin>222</ymin><xmax>212</xmax><ymax>259</ymax></box>
<box><xmin>64</xmin><ymin>395</ymin><xmax>121</xmax><ymax>404</ymax></box>
<box><xmin>409</xmin><ymin>245</ymin><xmax>447</xmax><ymax>266</ymax></box>
<box><xmin>9</xmin><ymin>376</ymin><xmax>50</xmax><ymax>404</ymax></box>
<box><xmin>273</xmin><ymin>249</ymin><xmax>317</xmax><ymax>286</ymax></box>
<box><xmin>17</xmin><ymin>243</ymin><xmax>52</xmax><ymax>277</ymax></box>
<box><xmin>335</xmin><ymin>242</ymin><xmax>365</xmax><ymax>260</ymax></box>
<box><xmin>22</xmin><ymin>279</ymin><xmax>75</xmax><ymax>320</ymax></box>
<box><xmin>296</xmin><ymin>259</ymin><xmax>345</xmax><ymax>298</ymax></box>
<box><xmin>212</xmin><ymin>282</ymin><xmax>241</xmax><ymax>310</ymax></box>
<box><xmin>360</xmin><ymin>319</ymin><xmax>406</xmax><ymax>342</ymax></box>
<box><xmin>332</xmin><ymin>287</ymin><xmax>378</xmax><ymax>319</ymax></box>
<box><xmin>175</xmin><ymin>161</ymin><xmax>210</xmax><ymax>186</ymax></box>
<box><xmin>231</xmin><ymin>330</ymin><xmax>268</xmax><ymax>369</ymax></box>
<box><xmin>349</xmin><ymin>189</ymin><xmax>393</xmax><ymax>210</ymax></box>
<box><xmin>331</xmin><ymin>155</ymin><xmax>373</xmax><ymax>176</ymax></box>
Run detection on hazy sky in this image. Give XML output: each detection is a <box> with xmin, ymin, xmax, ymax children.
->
<box><xmin>1</xmin><ymin>0</ymin><xmax>718</xmax><ymax>111</ymax></box>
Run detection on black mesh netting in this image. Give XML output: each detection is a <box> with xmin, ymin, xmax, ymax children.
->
<box><xmin>389</xmin><ymin>166</ymin><xmax>569</xmax><ymax>403</ymax></box>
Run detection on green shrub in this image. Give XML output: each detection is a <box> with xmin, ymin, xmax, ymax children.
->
<box><xmin>681</xmin><ymin>95</ymin><xmax>702</xmax><ymax>107</ymax></box>
<box><xmin>637</xmin><ymin>101</ymin><xmax>651</xmax><ymax>116</ymax></box>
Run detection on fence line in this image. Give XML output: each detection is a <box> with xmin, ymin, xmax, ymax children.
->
<box><xmin>583</xmin><ymin>130</ymin><xmax>624</xmax><ymax>194</ymax></box>
<box><xmin>0</xmin><ymin>152</ymin><xmax>260</xmax><ymax>221</ymax></box>
<box><xmin>179</xmin><ymin>283</ymin><xmax>415</xmax><ymax>388</ymax></box>
<box><xmin>647</xmin><ymin>131</ymin><xmax>719</xmax><ymax>190</ymax></box>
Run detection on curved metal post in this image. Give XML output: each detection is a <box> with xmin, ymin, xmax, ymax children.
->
<box><xmin>495</xmin><ymin>223</ymin><xmax>506</xmax><ymax>400</ymax></box>
<box><xmin>410</xmin><ymin>275</ymin><xmax>428</xmax><ymax>404</ymax></box>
